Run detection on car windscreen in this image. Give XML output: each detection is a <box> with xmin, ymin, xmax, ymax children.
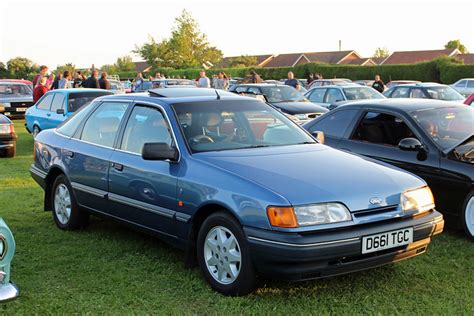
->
<box><xmin>260</xmin><ymin>86</ymin><xmax>308</xmax><ymax>103</ymax></box>
<box><xmin>410</xmin><ymin>106</ymin><xmax>474</xmax><ymax>150</ymax></box>
<box><xmin>424</xmin><ymin>86</ymin><xmax>464</xmax><ymax>101</ymax></box>
<box><xmin>343</xmin><ymin>87</ymin><xmax>385</xmax><ymax>100</ymax></box>
<box><xmin>0</xmin><ymin>83</ymin><xmax>32</xmax><ymax>96</ymax></box>
<box><xmin>172</xmin><ymin>100</ymin><xmax>315</xmax><ymax>153</ymax></box>
<box><xmin>68</xmin><ymin>92</ymin><xmax>113</xmax><ymax>112</ymax></box>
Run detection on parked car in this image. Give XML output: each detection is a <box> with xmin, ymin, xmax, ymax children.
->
<box><xmin>464</xmin><ymin>93</ymin><xmax>474</xmax><ymax>106</ymax></box>
<box><xmin>30</xmin><ymin>91</ymin><xmax>444</xmax><ymax>295</ymax></box>
<box><xmin>384</xmin><ymin>83</ymin><xmax>465</xmax><ymax>102</ymax></box>
<box><xmin>450</xmin><ymin>78</ymin><xmax>474</xmax><ymax>97</ymax></box>
<box><xmin>152</xmin><ymin>79</ymin><xmax>196</xmax><ymax>88</ymax></box>
<box><xmin>0</xmin><ymin>81</ymin><xmax>34</xmax><ymax>119</ymax></box>
<box><xmin>109</xmin><ymin>80</ymin><xmax>125</xmax><ymax>94</ymax></box>
<box><xmin>0</xmin><ymin>217</ymin><xmax>19</xmax><ymax>302</ymax></box>
<box><xmin>25</xmin><ymin>89</ymin><xmax>113</xmax><ymax>137</ymax></box>
<box><xmin>229</xmin><ymin>84</ymin><xmax>328</xmax><ymax>123</ymax></box>
<box><xmin>307</xmin><ymin>78</ymin><xmax>352</xmax><ymax>89</ymax></box>
<box><xmin>121</xmin><ymin>81</ymin><xmax>132</xmax><ymax>93</ymax></box>
<box><xmin>132</xmin><ymin>80</ymin><xmax>153</xmax><ymax>93</ymax></box>
<box><xmin>303</xmin><ymin>99</ymin><xmax>473</xmax><ymax>239</ymax></box>
<box><xmin>0</xmin><ymin>79</ymin><xmax>33</xmax><ymax>92</ymax></box>
<box><xmin>385</xmin><ymin>80</ymin><xmax>421</xmax><ymax>89</ymax></box>
<box><xmin>304</xmin><ymin>85</ymin><xmax>385</xmax><ymax>109</ymax></box>
<box><xmin>354</xmin><ymin>80</ymin><xmax>375</xmax><ymax>87</ymax></box>
<box><xmin>0</xmin><ymin>114</ymin><xmax>17</xmax><ymax>157</ymax></box>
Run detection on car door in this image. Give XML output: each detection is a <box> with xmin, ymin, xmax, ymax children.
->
<box><xmin>33</xmin><ymin>93</ymin><xmax>55</xmax><ymax>130</ymax></box>
<box><xmin>305</xmin><ymin>108</ymin><xmax>360</xmax><ymax>147</ymax></box>
<box><xmin>63</xmin><ymin>100</ymin><xmax>130</xmax><ymax>212</ymax></box>
<box><xmin>453</xmin><ymin>80</ymin><xmax>467</xmax><ymax>95</ymax></box>
<box><xmin>339</xmin><ymin>110</ymin><xmax>444</xmax><ymax>201</ymax></box>
<box><xmin>324</xmin><ymin>88</ymin><xmax>345</xmax><ymax>105</ymax></box>
<box><xmin>306</xmin><ymin>88</ymin><xmax>327</xmax><ymax>107</ymax></box>
<box><xmin>47</xmin><ymin>92</ymin><xmax>66</xmax><ymax>129</ymax></box>
<box><xmin>108</xmin><ymin>103</ymin><xmax>181</xmax><ymax>235</ymax></box>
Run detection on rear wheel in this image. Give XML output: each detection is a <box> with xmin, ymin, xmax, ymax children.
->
<box><xmin>462</xmin><ymin>192</ymin><xmax>474</xmax><ymax>241</ymax></box>
<box><xmin>32</xmin><ymin>125</ymin><xmax>40</xmax><ymax>138</ymax></box>
<box><xmin>51</xmin><ymin>174</ymin><xmax>89</xmax><ymax>230</ymax></box>
<box><xmin>197</xmin><ymin>212</ymin><xmax>256</xmax><ymax>296</ymax></box>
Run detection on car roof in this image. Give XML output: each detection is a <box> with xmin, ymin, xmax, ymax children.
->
<box><xmin>335</xmin><ymin>98</ymin><xmax>465</xmax><ymax>113</ymax></box>
<box><xmin>47</xmin><ymin>88</ymin><xmax>113</xmax><ymax>94</ymax></box>
<box><xmin>390</xmin><ymin>82</ymin><xmax>446</xmax><ymax>88</ymax></box>
<box><xmin>234</xmin><ymin>83</ymin><xmax>284</xmax><ymax>87</ymax></box>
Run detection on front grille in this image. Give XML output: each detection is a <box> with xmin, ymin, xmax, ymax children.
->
<box><xmin>353</xmin><ymin>205</ymin><xmax>399</xmax><ymax>218</ymax></box>
<box><xmin>10</xmin><ymin>101</ymin><xmax>33</xmax><ymax>108</ymax></box>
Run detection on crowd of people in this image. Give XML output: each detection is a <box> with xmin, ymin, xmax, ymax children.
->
<box><xmin>32</xmin><ymin>65</ymin><xmax>116</xmax><ymax>102</ymax></box>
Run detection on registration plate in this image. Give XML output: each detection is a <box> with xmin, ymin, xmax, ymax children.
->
<box><xmin>362</xmin><ymin>227</ymin><xmax>413</xmax><ymax>254</ymax></box>
<box><xmin>15</xmin><ymin>107</ymin><xmax>27</xmax><ymax>112</ymax></box>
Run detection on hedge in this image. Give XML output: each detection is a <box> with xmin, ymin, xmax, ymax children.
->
<box><xmin>116</xmin><ymin>58</ymin><xmax>473</xmax><ymax>84</ymax></box>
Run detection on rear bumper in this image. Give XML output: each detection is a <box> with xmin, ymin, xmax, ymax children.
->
<box><xmin>0</xmin><ymin>139</ymin><xmax>15</xmax><ymax>149</ymax></box>
<box><xmin>245</xmin><ymin>210</ymin><xmax>444</xmax><ymax>280</ymax></box>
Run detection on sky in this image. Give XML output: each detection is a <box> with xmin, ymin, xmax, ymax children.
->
<box><xmin>0</xmin><ymin>0</ymin><xmax>473</xmax><ymax>68</ymax></box>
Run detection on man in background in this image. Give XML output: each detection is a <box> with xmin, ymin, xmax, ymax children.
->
<box><xmin>33</xmin><ymin>77</ymin><xmax>49</xmax><ymax>102</ymax></box>
<box><xmin>83</xmin><ymin>70</ymin><xmax>100</xmax><ymax>89</ymax></box>
<box><xmin>284</xmin><ymin>71</ymin><xmax>300</xmax><ymax>90</ymax></box>
<box><xmin>99</xmin><ymin>72</ymin><xmax>111</xmax><ymax>90</ymax></box>
<box><xmin>32</xmin><ymin>65</ymin><xmax>49</xmax><ymax>88</ymax></box>
<box><xmin>372</xmin><ymin>75</ymin><xmax>385</xmax><ymax>93</ymax></box>
<box><xmin>197</xmin><ymin>70</ymin><xmax>210</xmax><ymax>88</ymax></box>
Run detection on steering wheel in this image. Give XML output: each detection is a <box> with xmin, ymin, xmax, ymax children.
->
<box><xmin>190</xmin><ymin>135</ymin><xmax>214</xmax><ymax>144</ymax></box>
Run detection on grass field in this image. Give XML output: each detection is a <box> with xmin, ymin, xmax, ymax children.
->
<box><xmin>0</xmin><ymin>120</ymin><xmax>473</xmax><ymax>314</ymax></box>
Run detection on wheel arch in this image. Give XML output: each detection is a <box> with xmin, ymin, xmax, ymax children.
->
<box><xmin>44</xmin><ymin>165</ymin><xmax>67</xmax><ymax>211</ymax></box>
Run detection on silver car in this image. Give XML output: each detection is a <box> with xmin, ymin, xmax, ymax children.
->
<box><xmin>451</xmin><ymin>78</ymin><xmax>474</xmax><ymax>97</ymax></box>
<box><xmin>305</xmin><ymin>84</ymin><xmax>385</xmax><ymax>109</ymax></box>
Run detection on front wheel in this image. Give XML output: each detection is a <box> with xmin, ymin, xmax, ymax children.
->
<box><xmin>462</xmin><ymin>192</ymin><xmax>474</xmax><ymax>241</ymax></box>
<box><xmin>197</xmin><ymin>212</ymin><xmax>256</xmax><ymax>296</ymax></box>
<box><xmin>51</xmin><ymin>174</ymin><xmax>89</xmax><ymax>230</ymax></box>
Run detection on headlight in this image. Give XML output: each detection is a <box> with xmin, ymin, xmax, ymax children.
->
<box><xmin>401</xmin><ymin>186</ymin><xmax>435</xmax><ymax>214</ymax></box>
<box><xmin>267</xmin><ymin>203</ymin><xmax>352</xmax><ymax>228</ymax></box>
<box><xmin>295</xmin><ymin>203</ymin><xmax>352</xmax><ymax>226</ymax></box>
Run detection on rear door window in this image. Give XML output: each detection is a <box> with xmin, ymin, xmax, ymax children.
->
<box><xmin>308</xmin><ymin>109</ymin><xmax>359</xmax><ymax>138</ymax></box>
<box><xmin>50</xmin><ymin>93</ymin><xmax>66</xmax><ymax>112</ymax></box>
<box><xmin>307</xmin><ymin>89</ymin><xmax>326</xmax><ymax>103</ymax></box>
<box><xmin>390</xmin><ymin>87</ymin><xmax>410</xmax><ymax>98</ymax></box>
<box><xmin>324</xmin><ymin>88</ymin><xmax>344</xmax><ymax>103</ymax></box>
<box><xmin>36</xmin><ymin>94</ymin><xmax>54</xmax><ymax>110</ymax></box>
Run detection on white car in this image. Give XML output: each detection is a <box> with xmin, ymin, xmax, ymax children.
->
<box><xmin>451</xmin><ymin>78</ymin><xmax>474</xmax><ymax>97</ymax></box>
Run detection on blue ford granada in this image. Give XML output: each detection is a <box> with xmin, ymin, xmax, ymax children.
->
<box><xmin>30</xmin><ymin>89</ymin><xmax>444</xmax><ymax>295</ymax></box>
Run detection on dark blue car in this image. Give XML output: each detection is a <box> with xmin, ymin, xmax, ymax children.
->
<box><xmin>30</xmin><ymin>89</ymin><xmax>444</xmax><ymax>295</ymax></box>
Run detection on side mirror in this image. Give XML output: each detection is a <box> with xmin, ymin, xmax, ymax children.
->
<box><xmin>398</xmin><ymin>138</ymin><xmax>423</xmax><ymax>151</ymax></box>
<box><xmin>56</xmin><ymin>109</ymin><xmax>65</xmax><ymax>115</ymax></box>
<box><xmin>142</xmin><ymin>143</ymin><xmax>179</xmax><ymax>161</ymax></box>
<box><xmin>311</xmin><ymin>131</ymin><xmax>325</xmax><ymax>144</ymax></box>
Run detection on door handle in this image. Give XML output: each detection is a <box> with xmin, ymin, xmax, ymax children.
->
<box><xmin>112</xmin><ymin>163</ymin><xmax>123</xmax><ymax>171</ymax></box>
<box><xmin>46</xmin><ymin>113</ymin><xmax>51</xmax><ymax>117</ymax></box>
<box><xmin>62</xmin><ymin>149</ymin><xmax>74</xmax><ymax>158</ymax></box>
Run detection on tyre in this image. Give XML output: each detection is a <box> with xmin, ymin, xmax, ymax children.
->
<box><xmin>51</xmin><ymin>174</ymin><xmax>89</xmax><ymax>230</ymax></box>
<box><xmin>32</xmin><ymin>125</ymin><xmax>40</xmax><ymax>138</ymax></box>
<box><xmin>462</xmin><ymin>192</ymin><xmax>474</xmax><ymax>241</ymax></box>
<box><xmin>197</xmin><ymin>212</ymin><xmax>256</xmax><ymax>296</ymax></box>
<box><xmin>5</xmin><ymin>143</ymin><xmax>16</xmax><ymax>158</ymax></box>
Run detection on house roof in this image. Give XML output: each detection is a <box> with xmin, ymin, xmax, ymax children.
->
<box><xmin>134</xmin><ymin>61</ymin><xmax>152</xmax><ymax>73</ymax></box>
<box><xmin>371</xmin><ymin>57</ymin><xmax>388</xmax><ymax>65</ymax></box>
<box><xmin>455</xmin><ymin>53</ymin><xmax>474</xmax><ymax>64</ymax></box>
<box><xmin>340</xmin><ymin>57</ymin><xmax>376</xmax><ymax>66</ymax></box>
<box><xmin>381</xmin><ymin>49</ymin><xmax>459</xmax><ymax>65</ymax></box>
<box><xmin>216</xmin><ymin>54</ymin><xmax>274</xmax><ymax>68</ymax></box>
<box><xmin>263</xmin><ymin>53</ymin><xmax>308</xmax><ymax>68</ymax></box>
<box><xmin>305</xmin><ymin>50</ymin><xmax>360</xmax><ymax>64</ymax></box>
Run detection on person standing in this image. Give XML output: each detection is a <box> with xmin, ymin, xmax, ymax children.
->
<box><xmin>52</xmin><ymin>72</ymin><xmax>62</xmax><ymax>90</ymax></box>
<box><xmin>249</xmin><ymin>70</ymin><xmax>263</xmax><ymax>83</ymax></box>
<box><xmin>99</xmin><ymin>72</ymin><xmax>111</xmax><ymax>90</ymax></box>
<box><xmin>214</xmin><ymin>72</ymin><xmax>229</xmax><ymax>90</ymax></box>
<box><xmin>83</xmin><ymin>70</ymin><xmax>100</xmax><ymax>89</ymax></box>
<box><xmin>45</xmin><ymin>73</ymin><xmax>55</xmax><ymax>90</ymax></box>
<box><xmin>306</xmin><ymin>73</ymin><xmax>314</xmax><ymax>85</ymax></box>
<box><xmin>372</xmin><ymin>75</ymin><xmax>385</xmax><ymax>93</ymax></box>
<box><xmin>132</xmin><ymin>72</ymin><xmax>144</xmax><ymax>91</ymax></box>
<box><xmin>197</xmin><ymin>70</ymin><xmax>210</xmax><ymax>88</ymax></box>
<box><xmin>33</xmin><ymin>65</ymin><xmax>49</xmax><ymax>88</ymax></box>
<box><xmin>284</xmin><ymin>71</ymin><xmax>300</xmax><ymax>90</ymax></box>
<box><xmin>33</xmin><ymin>77</ymin><xmax>49</xmax><ymax>103</ymax></box>
<box><xmin>58</xmin><ymin>71</ymin><xmax>72</xmax><ymax>89</ymax></box>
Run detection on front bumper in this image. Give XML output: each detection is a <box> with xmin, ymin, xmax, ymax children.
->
<box><xmin>0</xmin><ymin>282</ymin><xmax>19</xmax><ymax>302</ymax></box>
<box><xmin>245</xmin><ymin>210</ymin><xmax>444</xmax><ymax>280</ymax></box>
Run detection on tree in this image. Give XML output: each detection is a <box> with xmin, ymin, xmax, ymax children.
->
<box><xmin>134</xmin><ymin>10</ymin><xmax>223</xmax><ymax>68</ymax></box>
<box><xmin>227</xmin><ymin>55</ymin><xmax>258</xmax><ymax>68</ymax></box>
<box><xmin>0</xmin><ymin>62</ymin><xmax>7</xmax><ymax>78</ymax></box>
<box><xmin>55</xmin><ymin>63</ymin><xmax>76</xmax><ymax>75</ymax></box>
<box><xmin>6</xmin><ymin>57</ymin><xmax>37</xmax><ymax>79</ymax></box>
<box><xmin>100</xmin><ymin>64</ymin><xmax>118</xmax><ymax>75</ymax></box>
<box><xmin>373</xmin><ymin>47</ymin><xmax>390</xmax><ymax>58</ymax></box>
<box><xmin>115</xmin><ymin>55</ymin><xmax>135</xmax><ymax>72</ymax></box>
<box><xmin>445</xmin><ymin>40</ymin><xmax>469</xmax><ymax>54</ymax></box>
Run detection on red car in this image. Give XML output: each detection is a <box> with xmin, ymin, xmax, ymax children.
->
<box><xmin>464</xmin><ymin>93</ymin><xmax>474</xmax><ymax>106</ymax></box>
<box><xmin>0</xmin><ymin>79</ymin><xmax>33</xmax><ymax>91</ymax></box>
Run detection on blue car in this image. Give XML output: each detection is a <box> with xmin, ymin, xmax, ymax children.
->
<box><xmin>30</xmin><ymin>89</ymin><xmax>444</xmax><ymax>295</ymax></box>
<box><xmin>25</xmin><ymin>89</ymin><xmax>113</xmax><ymax>137</ymax></box>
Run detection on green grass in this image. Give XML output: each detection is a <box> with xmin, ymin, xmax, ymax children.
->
<box><xmin>0</xmin><ymin>120</ymin><xmax>473</xmax><ymax>314</ymax></box>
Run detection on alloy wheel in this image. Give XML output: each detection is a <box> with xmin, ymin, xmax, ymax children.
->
<box><xmin>465</xmin><ymin>197</ymin><xmax>474</xmax><ymax>237</ymax></box>
<box><xmin>54</xmin><ymin>183</ymin><xmax>71</xmax><ymax>225</ymax></box>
